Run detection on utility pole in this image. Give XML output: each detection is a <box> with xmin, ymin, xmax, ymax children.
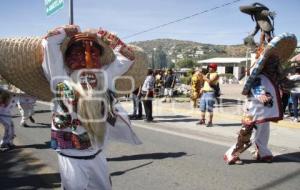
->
<box><xmin>69</xmin><ymin>0</ymin><xmax>74</xmax><ymax>24</ymax></box>
<box><xmin>245</xmin><ymin>48</ymin><xmax>250</xmax><ymax>76</ymax></box>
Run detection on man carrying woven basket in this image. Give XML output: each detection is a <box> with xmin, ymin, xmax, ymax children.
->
<box><xmin>42</xmin><ymin>25</ymin><xmax>141</xmax><ymax>189</ymax></box>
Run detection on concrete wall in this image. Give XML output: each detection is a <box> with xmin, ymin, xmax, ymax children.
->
<box><xmin>201</xmin><ymin>62</ymin><xmax>246</xmax><ymax>80</ymax></box>
<box><xmin>217</xmin><ymin>66</ymin><xmax>226</xmax><ymax>74</ymax></box>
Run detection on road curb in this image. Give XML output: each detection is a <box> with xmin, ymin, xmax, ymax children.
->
<box><xmin>151</xmin><ymin>100</ymin><xmax>300</xmax><ymax>129</ymax></box>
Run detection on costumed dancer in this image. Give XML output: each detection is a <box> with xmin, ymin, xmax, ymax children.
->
<box><xmin>224</xmin><ymin>33</ymin><xmax>297</xmax><ymax>165</ymax></box>
<box><xmin>190</xmin><ymin>69</ymin><xmax>204</xmax><ymax>108</ymax></box>
<box><xmin>240</xmin><ymin>2</ymin><xmax>276</xmax><ymax>58</ymax></box>
<box><xmin>42</xmin><ymin>25</ymin><xmax>141</xmax><ymax>189</ymax></box>
<box><xmin>17</xmin><ymin>94</ymin><xmax>37</xmax><ymax>127</ymax></box>
<box><xmin>0</xmin><ymin>88</ymin><xmax>18</xmax><ymax>150</ymax></box>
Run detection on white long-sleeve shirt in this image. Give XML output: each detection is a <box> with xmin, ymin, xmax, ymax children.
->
<box><xmin>142</xmin><ymin>75</ymin><xmax>155</xmax><ymax>92</ymax></box>
<box><xmin>41</xmin><ymin>26</ymin><xmax>141</xmax><ymax>156</ymax></box>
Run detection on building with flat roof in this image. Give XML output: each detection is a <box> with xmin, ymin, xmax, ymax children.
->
<box><xmin>197</xmin><ymin>57</ymin><xmax>252</xmax><ymax>80</ymax></box>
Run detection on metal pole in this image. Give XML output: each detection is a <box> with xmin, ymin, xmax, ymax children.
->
<box><xmin>245</xmin><ymin>48</ymin><xmax>249</xmax><ymax>76</ymax></box>
<box><xmin>69</xmin><ymin>0</ymin><xmax>74</xmax><ymax>24</ymax></box>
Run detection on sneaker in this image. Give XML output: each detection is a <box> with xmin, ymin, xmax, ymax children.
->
<box><xmin>292</xmin><ymin>118</ymin><xmax>299</xmax><ymax>122</ymax></box>
<box><xmin>29</xmin><ymin>116</ymin><xmax>35</xmax><ymax>123</ymax></box>
<box><xmin>233</xmin><ymin>157</ymin><xmax>243</xmax><ymax>165</ymax></box>
<box><xmin>196</xmin><ymin>119</ymin><xmax>205</xmax><ymax>125</ymax></box>
<box><xmin>224</xmin><ymin>155</ymin><xmax>243</xmax><ymax>165</ymax></box>
<box><xmin>251</xmin><ymin>151</ymin><xmax>259</xmax><ymax>160</ymax></box>
<box><xmin>135</xmin><ymin>116</ymin><xmax>143</xmax><ymax>120</ymax></box>
<box><xmin>7</xmin><ymin>143</ymin><xmax>16</xmax><ymax>149</ymax></box>
<box><xmin>260</xmin><ymin>155</ymin><xmax>273</xmax><ymax>163</ymax></box>
<box><xmin>129</xmin><ymin>115</ymin><xmax>137</xmax><ymax>120</ymax></box>
<box><xmin>0</xmin><ymin>143</ymin><xmax>10</xmax><ymax>149</ymax></box>
<box><xmin>252</xmin><ymin>152</ymin><xmax>273</xmax><ymax>163</ymax></box>
<box><xmin>206</xmin><ymin>122</ymin><xmax>213</xmax><ymax>127</ymax></box>
<box><xmin>21</xmin><ymin>123</ymin><xmax>30</xmax><ymax>128</ymax></box>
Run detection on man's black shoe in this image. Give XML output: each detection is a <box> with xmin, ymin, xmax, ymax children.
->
<box><xmin>135</xmin><ymin>116</ymin><xmax>143</xmax><ymax>120</ymax></box>
<box><xmin>129</xmin><ymin>115</ymin><xmax>137</xmax><ymax>120</ymax></box>
<box><xmin>21</xmin><ymin>123</ymin><xmax>30</xmax><ymax>128</ymax></box>
<box><xmin>29</xmin><ymin>116</ymin><xmax>35</xmax><ymax>123</ymax></box>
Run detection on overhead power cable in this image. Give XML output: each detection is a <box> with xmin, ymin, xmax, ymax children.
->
<box><xmin>122</xmin><ymin>0</ymin><xmax>244</xmax><ymax>39</ymax></box>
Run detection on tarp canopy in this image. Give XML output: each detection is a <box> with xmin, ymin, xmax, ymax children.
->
<box><xmin>290</xmin><ymin>53</ymin><xmax>300</xmax><ymax>63</ymax></box>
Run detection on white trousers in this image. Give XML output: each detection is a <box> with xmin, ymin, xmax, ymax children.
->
<box><xmin>225</xmin><ymin>122</ymin><xmax>272</xmax><ymax>161</ymax></box>
<box><xmin>18</xmin><ymin>104</ymin><xmax>34</xmax><ymax>125</ymax></box>
<box><xmin>251</xmin><ymin>122</ymin><xmax>272</xmax><ymax>157</ymax></box>
<box><xmin>58</xmin><ymin>151</ymin><xmax>112</xmax><ymax>190</ymax></box>
<box><xmin>0</xmin><ymin>118</ymin><xmax>15</xmax><ymax>145</ymax></box>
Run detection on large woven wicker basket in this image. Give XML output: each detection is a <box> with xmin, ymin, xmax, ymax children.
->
<box><xmin>0</xmin><ymin>37</ymin><xmax>148</xmax><ymax>101</ymax></box>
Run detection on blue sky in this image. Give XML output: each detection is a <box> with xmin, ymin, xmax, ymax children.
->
<box><xmin>0</xmin><ymin>0</ymin><xmax>299</xmax><ymax>45</ymax></box>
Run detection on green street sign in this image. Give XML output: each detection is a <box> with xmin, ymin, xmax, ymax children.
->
<box><xmin>45</xmin><ymin>0</ymin><xmax>64</xmax><ymax>16</ymax></box>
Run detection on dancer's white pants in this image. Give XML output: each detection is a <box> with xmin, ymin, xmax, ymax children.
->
<box><xmin>0</xmin><ymin>117</ymin><xmax>15</xmax><ymax>145</ymax></box>
<box><xmin>225</xmin><ymin>122</ymin><xmax>272</xmax><ymax>161</ymax></box>
<box><xmin>58</xmin><ymin>151</ymin><xmax>111</xmax><ymax>190</ymax></box>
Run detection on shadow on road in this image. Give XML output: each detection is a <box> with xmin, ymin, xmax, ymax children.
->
<box><xmin>154</xmin><ymin>115</ymin><xmax>188</xmax><ymax>119</ymax></box>
<box><xmin>154</xmin><ymin>118</ymin><xmax>199</xmax><ymax>123</ymax></box>
<box><xmin>34</xmin><ymin>110</ymin><xmax>52</xmax><ymax>114</ymax></box>
<box><xmin>242</xmin><ymin>152</ymin><xmax>300</xmax><ymax>164</ymax></box>
<box><xmin>107</xmin><ymin>152</ymin><xmax>187</xmax><ymax>162</ymax></box>
<box><xmin>220</xmin><ymin>98</ymin><xmax>244</xmax><ymax>105</ymax></box>
<box><xmin>252</xmin><ymin>169</ymin><xmax>300</xmax><ymax>190</ymax></box>
<box><xmin>0</xmin><ymin>148</ymin><xmax>60</xmax><ymax>189</ymax></box>
<box><xmin>273</xmin><ymin>152</ymin><xmax>300</xmax><ymax>163</ymax></box>
<box><xmin>214</xmin><ymin>123</ymin><xmax>241</xmax><ymax>127</ymax></box>
<box><xmin>15</xmin><ymin>141</ymin><xmax>51</xmax><ymax>150</ymax></box>
<box><xmin>111</xmin><ymin>161</ymin><xmax>153</xmax><ymax>176</ymax></box>
<box><xmin>24</xmin><ymin>123</ymin><xmax>51</xmax><ymax>128</ymax></box>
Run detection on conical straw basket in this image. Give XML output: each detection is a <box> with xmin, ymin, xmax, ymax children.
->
<box><xmin>0</xmin><ymin>37</ymin><xmax>52</xmax><ymax>101</ymax></box>
<box><xmin>114</xmin><ymin>45</ymin><xmax>148</xmax><ymax>94</ymax></box>
<box><xmin>0</xmin><ymin>37</ymin><xmax>148</xmax><ymax>101</ymax></box>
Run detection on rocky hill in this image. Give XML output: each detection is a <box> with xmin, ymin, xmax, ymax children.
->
<box><xmin>130</xmin><ymin>38</ymin><xmax>248</xmax><ymax>65</ymax></box>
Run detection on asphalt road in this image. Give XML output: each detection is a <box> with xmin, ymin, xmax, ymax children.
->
<box><xmin>1</xmin><ymin>102</ymin><xmax>300</xmax><ymax>190</ymax></box>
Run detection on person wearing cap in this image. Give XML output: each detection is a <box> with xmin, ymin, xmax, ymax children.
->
<box><xmin>42</xmin><ymin>25</ymin><xmax>141</xmax><ymax>190</ymax></box>
<box><xmin>224</xmin><ymin>33</ymin><xmax>297</xmax><ymax>165</ymax></box>
<box><xmin>197</xmin><ymin>63</ymin><xmax>219</xmax><ymax>127</ymax></box>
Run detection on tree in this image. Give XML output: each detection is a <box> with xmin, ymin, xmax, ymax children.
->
<box><xmin>176</xmin><ymin>59</ymin><xmax>196</xmax><ymax>68</ymax></box>
<box><xmin>153</xmin><ymin>46</ymin><xmax>168</xmax><ymax>69</ymax></box>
